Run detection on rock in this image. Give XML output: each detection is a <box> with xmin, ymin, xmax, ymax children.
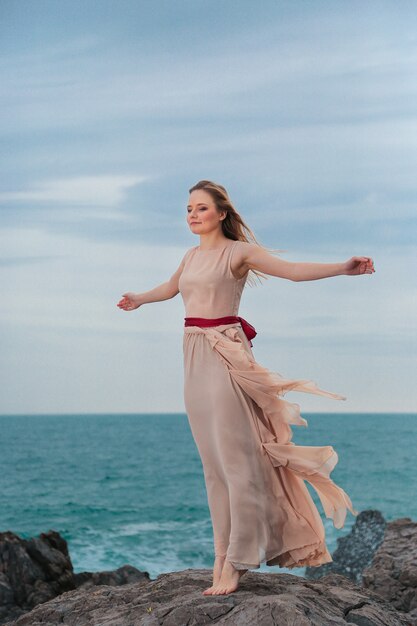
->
<box><xmin>4</xmin><ymin>569</ymin><xmax>411</xmax><ymax>626</ymax></box>
<box><xmin>2</xmin><ymin>514</ymin><xmax>416</xmax><ymax>625</ymax></box>
<box><xmin>0</xmin><ymin>530</ymin><xmax>76</xmax><ymax>624</ymax></box>
<box><xmin>363</xmin><ymin>518</ymin><xmax>417</xmax><ymax>624</ymax></box>
<box><xmin>73</xmin><ymin>564</ymin><xmax>148</xmax><ymax>589</ymax></box>
<box><xmin>305</xmin><ymin>509</ymin><xmax>387</xmax><ymax>583</ymax></box>
<box><xmin>0</xmin><ymin>530</ymin><xmax>149</xmax><ymax>626</ymax></box>
<box><xmin>304</xmin><ymin>512</ymin><xmax>417</xmax><ymax>624</ymax></box>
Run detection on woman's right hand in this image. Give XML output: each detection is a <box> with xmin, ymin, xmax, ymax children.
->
<box><xmin>117</xmin><ymin>292</ymin><xmax>143</xmax><ymax>311</ymax></box>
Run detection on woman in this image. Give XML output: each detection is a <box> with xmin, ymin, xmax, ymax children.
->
<box><xmin>117</xmin><ymin>179</ymin><xmax>375</xmax><ymax>596</ymax></box>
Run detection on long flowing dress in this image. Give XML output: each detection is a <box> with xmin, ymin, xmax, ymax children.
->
<box><xmin>178</xmin><ymin>239</ymin><xmax>358</xmax><ymax>570</ymax></box>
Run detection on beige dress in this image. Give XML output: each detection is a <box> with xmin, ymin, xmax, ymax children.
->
<box><xmin>178</xmin><ymin>239</ymin><xmax>358</xmax><ymax>570</ymax></box>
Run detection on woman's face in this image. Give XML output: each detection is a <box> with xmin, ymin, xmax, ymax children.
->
<box><xmin>186</xmin><ymin>189</ymin><xmax>225</xmax><ymax>235</ymax></box>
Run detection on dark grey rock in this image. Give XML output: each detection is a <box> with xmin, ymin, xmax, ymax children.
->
<box><xmin>73</xmin><ymin>564</ymin><xmax>149</xmax><ymax>589</ymax></box>
<box><xmin>0</xmin><ymin>530</ymin><xmax>149</xmax><ymax>625</ymax></box>
<box><xmin>305</xmin><ymin>509</ymin><xmax>387</xmax><ymax>583</ymax></box>
<box><xmin>2</xmin><ymin>513</ymin><xmax>416</xmax><ymax>625</ymax></box>
<box><xmin>4</xmin><ymin>570</ymin><xmax>411</xmax><ymax>626</ymax></box>
<box><xmin>363</xmin><ymin>517</ymin><xmax>417</xmax><ymax>622</ymax></box>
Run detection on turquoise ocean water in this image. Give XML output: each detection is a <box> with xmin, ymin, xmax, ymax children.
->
<box><xmin>0</xmin><ymin>413</ymin><xmax>415</xmax><ymax>580</ymax></box>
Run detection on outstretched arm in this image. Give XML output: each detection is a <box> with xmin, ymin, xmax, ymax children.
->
<box><xmin>237</xmin><ymin>242</ymin><xmax>375</xmax><ymax>282</ymax></box>
<box><xmin>117</xmin><ymin>253</ymin><xmax>187</xmax><ymax>311</ymax></box>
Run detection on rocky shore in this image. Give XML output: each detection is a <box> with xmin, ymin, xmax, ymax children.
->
<box><xmin>0</xmin><ymin>510</ymin><xmax>415</xmax><ymax>625</ymax></box>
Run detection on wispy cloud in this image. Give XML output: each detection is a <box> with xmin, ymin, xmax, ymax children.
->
<box><xmin>0</xmin><ymin>175</ymin><xmax>148</xmax><ymax>207</ymax></box>
<box><xmin>0</xmin><ymin>255</ymin><xmax>61</xmax><ymax>267</ymax></box>
<box><xmin>0</xmin><ymin>0</ymin><xmax>416</xmax><ymax>413</ymax></box>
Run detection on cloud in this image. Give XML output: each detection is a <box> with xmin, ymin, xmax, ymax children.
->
<box><xmin>0</xmin><ymin>1</ymin><xmax>416</xmax><ymax>413</ymax></box>
<box><xmin>2</xmin><ymin>11</ymin><xmax>416</xmax><ymax>134</ymax></box>
<box><xmin>0</xmin><ymin>255</ymin><xmax>60</xmax><ymax>267</ymax></box>
<box><xmin>0</xmin><ymin>175</ymin><xmax>149</xmax><ymax>207</ymax></box>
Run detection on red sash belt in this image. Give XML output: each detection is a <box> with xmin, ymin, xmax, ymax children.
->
<box><xmin>184</xmin><ymin>316</ymin><xmax>257</xmax><ymax>347</ymax></box>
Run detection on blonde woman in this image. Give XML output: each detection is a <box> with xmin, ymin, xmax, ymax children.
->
<box><xmin>117</xmin><ymin>180</ymin><xmax>375</xmax><ymax>596</ymax></box>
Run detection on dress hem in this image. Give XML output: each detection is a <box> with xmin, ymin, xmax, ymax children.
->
<box><xmin>222</xmin><ymin>538</ymin><xmax>333</xmax><ymax>571</ymax></box>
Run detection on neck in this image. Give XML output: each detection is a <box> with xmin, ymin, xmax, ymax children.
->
<box><xmin>198</xmin><ymin>236</ymin><xmax>230</xmax><ymax>250</ymax></box>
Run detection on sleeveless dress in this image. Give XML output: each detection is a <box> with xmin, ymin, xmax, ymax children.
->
<box><xmin>178</xmin><ymin>239</ymin><xmax>358</xmax><ymax>570</ymax></box>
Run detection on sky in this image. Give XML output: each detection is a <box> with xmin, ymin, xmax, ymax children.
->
<box><xmin>0</xmin><ymin>0</ymin><xmax>416</xmax><ymax>414</ymax></box>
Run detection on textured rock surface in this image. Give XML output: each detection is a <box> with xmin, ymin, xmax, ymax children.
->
<box><xmin>73</xmin><ymin>564</ymin><xmax>149</xmax><ymax>590</ymax></box>
<box><xmin>363</xmin><ymin>518</ymin><xmax>417</xmax><ymax>625</ymax></box>
<box><xmin>0</xmin><ymin>531</ymin><xmax>148</xmax><ymax>625</ymax></box>
<box><xmin>2</xmin><ymin>514</ymin><xmax>416</xmax><ymax>625</ymax></box>
<box><xmin>4</xmin><ymin>569</ymin><xmax>412</xmax><ymax>626</ymax></box>
<box><xmin>305</xmin><ymin>509</ymin><xmax>387</xmax><ymax>583</ymax></box>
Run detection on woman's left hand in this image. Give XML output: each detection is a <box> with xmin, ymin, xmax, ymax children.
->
<box><xmin>343</xmin><ymin>256</ymin><xmax>375</xmax><ymax>276</ymax></box>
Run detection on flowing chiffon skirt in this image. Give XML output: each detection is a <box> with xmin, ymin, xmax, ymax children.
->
<box><xmin>183</xmin><ymin>322</ymin><xmax>358</xmax><ymax>570</ymax></box>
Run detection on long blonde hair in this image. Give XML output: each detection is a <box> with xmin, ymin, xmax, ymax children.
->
<box><xmin>189</xmin><ymin>179</ymin><xmax>285</xmax><ymax>288</ymax></box>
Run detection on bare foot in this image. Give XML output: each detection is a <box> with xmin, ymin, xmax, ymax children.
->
<box><xmin>203</xmin><ymin>559</ymin><xmax>248</xmax><ymax>595</ymax></box>
<box><xmin>202</xmin><ymin>555</ymin><xmax>226</xmax><ymax>595</ymax></box>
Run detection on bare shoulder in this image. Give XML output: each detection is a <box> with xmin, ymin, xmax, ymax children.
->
<box><xmin>232</xmin><ymin>241</ymin><xmax>262</xmax><ymax>262</ymax></box>
<box><xmin>233</xmin><ymin>240</ymin><xmax>257</xmax><ymax>253</ymax></box>
<box><xmin>231</xmin><ymin>241</ymin><xmax>259</xmax><ymax>279</ymax></box>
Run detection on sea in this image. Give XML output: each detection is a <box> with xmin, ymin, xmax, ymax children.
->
<box><xmin>0</xmin><ymin>413</ymin><xmax>415</xmax><ymax>581</ymax></box>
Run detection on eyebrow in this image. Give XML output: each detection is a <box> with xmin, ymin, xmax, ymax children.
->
<box><xmin>186</xmin><ymin>203</ymin><xmax>208</xmax><ymax>208</ymax></box>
